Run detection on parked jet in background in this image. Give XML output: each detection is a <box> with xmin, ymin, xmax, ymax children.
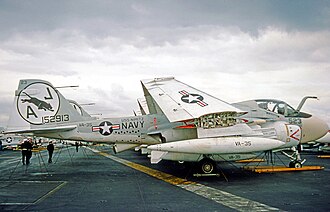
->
<box><xmin>314</xmin><ymin>130</ymin><xmax>330</xmax><ymax>151</ymax></box>
<box><xmin>317</xmin><ymin>131</ymin><xmax>330</xmax><ymax>143</ymax></box>
<box><xmin>0</xmin><ymin>133</ymin><xmax>23</xmax><ymax>150</ymax></box>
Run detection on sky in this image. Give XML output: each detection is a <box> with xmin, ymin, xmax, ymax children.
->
<box><xmin>0</xmin><ymin>0</ymin><xmax>329</xmax><ymax>127</ymax></box>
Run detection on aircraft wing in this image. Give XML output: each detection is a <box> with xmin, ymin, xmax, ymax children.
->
<box><xmin>4</xmin><ymin>125</ymin><xmax>77</xmax><ymax>134</ymax></box>
<box><xmin>141</xmin><ymin>77</ymin><xmax>245</xmax><ymax>122</ymax></box>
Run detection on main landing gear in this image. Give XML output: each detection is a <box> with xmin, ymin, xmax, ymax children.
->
<box><xmin>199</xmin><ymin>158</ymin><xmax>216</xmax><ymax>174</ymax></box>
<box><xmin>193</xmin><ymin>158</ymin><xmax>227</xmax><ymax>179</ymax></box>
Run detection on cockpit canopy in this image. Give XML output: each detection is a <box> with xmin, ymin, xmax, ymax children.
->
<box><xmin>255</xmin><ymin>99</ymin><xmax>311</xmax><ymax>118</ymax></box>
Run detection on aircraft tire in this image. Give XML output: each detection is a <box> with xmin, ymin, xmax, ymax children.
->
<box><xmin>199</xmin><ymin>158</ymin><xmax>216</xmax><ymax>174</ymax></box>
<box><xmin>289</xmin><ymin>161</ymin><xmax>294</xmax><ymax>168</ymax></box>
<box><xmin>289</xmin><ymin>161</ymin><xmax>302</xmax><ymax>168</ymax></box>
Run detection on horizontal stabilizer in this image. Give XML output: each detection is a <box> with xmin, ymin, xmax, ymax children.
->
<box><xmin>4</xmin><ymin>125</ymin><xmax>77</xmax><ymax>134</ymax></box>
<box><xmin>150</xmin><ymin>150</ymin><xmax>168</xmax><ymax>164</ymax></box>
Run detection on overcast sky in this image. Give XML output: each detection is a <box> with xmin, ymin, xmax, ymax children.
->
<box><xmin>0</xmin><ymin>0</ymin><xmax>329</xmax><ymax>127</ymax></box>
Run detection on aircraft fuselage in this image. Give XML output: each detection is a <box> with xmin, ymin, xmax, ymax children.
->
<box><xmin>34</xmin><ymin>114</ymin><xmax>187</xmax><ymax>145</ymax></box>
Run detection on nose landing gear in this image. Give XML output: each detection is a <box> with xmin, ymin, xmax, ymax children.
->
<box><xmin>281</xmin><ymin>146</ymin><xmax>306</xmax><ymax>168</ymax></box>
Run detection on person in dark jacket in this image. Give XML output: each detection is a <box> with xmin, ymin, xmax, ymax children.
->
<box><xmin>21</xmin><ymin>139</ymin><xmax>33</xmax><ymax>165</ymax></box>
<box><xmin>75</xmin><ymin>141</ymin><xmax>79</xmax><ymax>152</ymax></box>
<box><xmin>47</xmin><ymin>141</ymin><xmax>54</xmax><ymax>163</ymax></box>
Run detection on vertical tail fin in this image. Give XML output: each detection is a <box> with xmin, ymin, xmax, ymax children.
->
<box><xmin>6</xmin><ymin>79</ymin><xmax>93</xmax><ymax>132</ymax></box>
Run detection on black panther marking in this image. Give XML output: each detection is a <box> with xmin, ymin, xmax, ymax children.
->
<box><xmin>21</xmin><ymin>92</ymin><xmax>54</xmax><ymax>112</ymax></box>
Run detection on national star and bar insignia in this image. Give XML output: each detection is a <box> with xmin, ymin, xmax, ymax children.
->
<box><xmin>92</xmin><ymin>121</ymin><xmax>120</xmax><ymax>136</ymax></box>
<box><xmin>179</xmin><ymin>90</ymin><xmax>208</xmax><ymax>107</ymax></box>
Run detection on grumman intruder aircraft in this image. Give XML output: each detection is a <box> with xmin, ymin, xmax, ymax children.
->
<box><xmin>5</xmin><ymin>78</ymin><xmax>328</xmax><ymax>174</ymax></box>
<box><xmin>139</xmin><ymin>77</ymin><xmax>328</xmax><ymax>173</ymax></box>
<box><xmin>5</xmin><ymin>79</ymin><xmax>197</xmax><ymax>153</ymax></box>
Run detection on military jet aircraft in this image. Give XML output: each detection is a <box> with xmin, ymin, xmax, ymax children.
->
<box><xmin>140</xmin><ymin>77</ymin><xmax>328</xmax><ymax>173</ymax></box>
<box><xmin>313</xmin><ymin>130</ymin><xmax>330</xmax><ymax>151</ymax></box>
<box><xmin>4</xmin><ymin>79</ymin><xmax>199</xmax><ymax>153</ymax></box>
<box><xmin>5</xmin><ymin>78</ymin><xmax>327</xmax><ymax>174</ymax></box>
<box><xmin>0</xmin><ymin>134</ymin><xmax>23</xmax><ymax>150</ymax></box>
<box><xmin>316</xmin><ymin>131</ymin><xmax>330</xmax><ymax>143</ymax></box>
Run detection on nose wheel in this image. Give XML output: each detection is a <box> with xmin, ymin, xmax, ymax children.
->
<box><xmin>289</xmin><ymin>161</ymin><xmax>302</xmax><ymax>168</ymax></box>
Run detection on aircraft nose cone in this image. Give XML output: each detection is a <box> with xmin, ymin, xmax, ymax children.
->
<box><xmin>300</xmin><ymin>116</ymin><xmax>329</xmax><ymax>143</ymax></box>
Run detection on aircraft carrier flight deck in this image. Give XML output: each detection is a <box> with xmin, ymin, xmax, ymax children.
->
<box><xmin>0</xmin><ymin>145</ymin><xmax>329</xmax><ymax>211</ymax></box>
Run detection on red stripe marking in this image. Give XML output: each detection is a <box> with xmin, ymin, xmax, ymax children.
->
<box><xmin>92</xmin><ymin>127</ymin><xmax>100</xmax><ymax>132</ymax></box>
<box><xmin>197</xmin><ymin>101</ymin><xmax>208</xmax><ymax>107</ymax></box>
<box><xmin>179</xmin><ymin>90</ymin><xmax>189</xmax><ymax>96</ymax></box>
<box><xmin>176</xmin><ymin>124</ymin><xmax>196</xmax><ymax>129</ymax></box>
<box><xmin>290</xmin><ymin>129</ymin><xmax>301</xmax><ymax>141</ymax></box>
<box><xmin>153</xmin><ymin>117</ymin><xmax>158</xmax><ymax>129</ymax></box>
<box><xmin>112</xmin><ymin>125</ymin><xmax>120</xmax><ymax>129</ymax></box>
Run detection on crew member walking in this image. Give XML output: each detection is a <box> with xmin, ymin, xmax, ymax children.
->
<box><xmin>47</xmin><ymin>141</ymin><xmax>54</xmax><ymax>163</ymax></box>
<box><xmin>75</xmin><ymin>141</ymin><xmax>79</xmax><ymax>152</ymax></box>
<box><xmin>21</xmin><ymin>138</ymin><xmax>33</xmax><ymax>165</ymax></box>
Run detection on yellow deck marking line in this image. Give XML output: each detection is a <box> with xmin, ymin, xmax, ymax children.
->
<box><xmin>88</xmin><ymin>147</ymin><xmax>280</xmax><ymax>211</ymax></box>
<box><xmin>97</xmin><ymin>151</ymin><xmax>193</xmax><ymax>185</ymax></box>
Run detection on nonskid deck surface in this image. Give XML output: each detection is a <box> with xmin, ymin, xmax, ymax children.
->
<box><xmin>0</xmin><ymin>145</ymin><xmax>329</xmax><ymax>211</ymax></box>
